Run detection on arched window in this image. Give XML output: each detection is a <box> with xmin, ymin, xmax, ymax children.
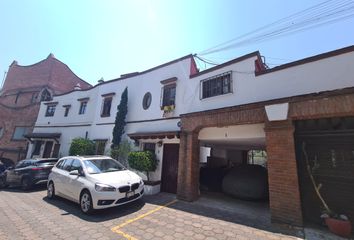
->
<box><xmin>40</xmin><ymin>89</ymin><xmax>52</xmax><ymax>101</ymax></box>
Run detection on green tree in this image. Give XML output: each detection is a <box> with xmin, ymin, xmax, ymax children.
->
<box><xmin>69</xmin><ymin>138</ymin><xmax>95</xmax><ymax>156</ymax></box>
<box><xmin>112</xmin><ymin>87</ymin><xmax>128</xmax><ymax>148</ymax></box>
<box><xmin>128</xmin><ymin>151</ymin><xmax>158</xmax><ymax>181</ymax></box>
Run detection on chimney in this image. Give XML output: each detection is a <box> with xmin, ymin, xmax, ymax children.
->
<box><xmin>74</xmin><ymin>83</ymin><xmax>81</xmax><ymax>90</ymax></box>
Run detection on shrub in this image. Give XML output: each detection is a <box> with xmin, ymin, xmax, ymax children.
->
<box><xmin>110</xmin><ymin>140</ymin><xmax>132</xmax><ymax>167</ymax></box>
<box><xmin>128</xmin><ymin>151</ymin><xmax>157</xmax><ymax>181</ymax></box>
<box><xmin>69</xmin><ymin>138</ymin><xmax>95</xmax><ymax>156</ymax></box>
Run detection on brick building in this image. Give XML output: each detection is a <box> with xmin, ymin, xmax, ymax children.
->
<box><xmin>0</xmin><ymin>54</ymin><xmax>91</xmax><ymax>164</ymax></box>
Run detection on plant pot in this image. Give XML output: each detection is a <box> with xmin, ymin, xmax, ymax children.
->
<box><xmin>325</xmin><ymin>217</ymin><xmax>352</xmax><ymax>238</ymax></box>
<box><xmin>143</xmin><ymin>180</ymin><xmax>161</xmax><ymax>195</ymax></box>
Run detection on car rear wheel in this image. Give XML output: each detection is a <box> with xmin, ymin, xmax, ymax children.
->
<box><xmin>47</xmin><ymin>182</ymin><xmax>55</xmax><ymax>199</ymax></box>
<box><xmin>21</xmin><ymin>177</ymin><xmax>32</xmax><ymax>190</ymax></box>
<box><xmin>80</xmin><ymin>191</ymin><xmax>93</xmax><ymax>214</ymax></box>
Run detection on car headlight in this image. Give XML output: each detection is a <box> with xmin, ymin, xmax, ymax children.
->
<box><xmin>95</xmin><ymin>183</ymin><xmax>116</xmax><ymax>192</ymax></box>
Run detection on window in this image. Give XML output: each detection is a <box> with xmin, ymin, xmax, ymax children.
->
<box><xmin>0</xmin><ymin>127</ymin><xmax>3</xmax><ymax>139</ymax></box>
<box><xmin>62</xmin><ymin>159</ymin><xmax>73</xmax><ymax>171</ymax></box>
<box><xmin>143</xmin><ymin>143</ymin><xmax>156</xmax><ymax>153</ymax></box>
<box><xmin>142</xmin><ymin>92</ymin><xmax>152</xmax><ymax>110</ymax></box>
<box><xmin>248</xmin><ymin>150</ymin><xmax>267</xmax><ymax>167</ymax></box>
<box><xmin>201</xmin><ymin>72</ymin><xmax>232</xmax><ymax>99</ymax></box>
<box><xmin>32</xmin><ymin>140</ymin><xmax>43</xmax><ymax>156</ymax></box>
<box><xmin>161</xmin><ymin>84</ymin><xmax>176</xmax><ymax>108</ymax></box>
<box><xmin>101</xmin><ymin>97</ymin><xmax>112</xmax><ymax>117</ymax></box>
<box><xmin>63</xmin><ymin>105</ymin><xmax>71</xmax><ymax>117</ymax></box>
<box><xmin>70</xmin><ymin>159</ymin><xmax>83</xmax><ymax>173</ymax></box>
<box><xmin>45</xmin><ymin>105</ymin><xmax>56</xmax><ymax>117</ymax></box>
<box><xmin>79</xmin><ymin>101</ymin><xmax>87</xmax><ymax>115</ymax></box>
<box><xmin>40</xmin><ymin>89</ymin><xmax>52</xmax><ymax>101</ymax></box>
<box><xmin>12</xmin><ymin>127</ymin><xmax>30</xmax><ymax>140</ymax></box>
<box><xmin>56</xmin><ymin>159</ymin><xmax>65</xmax><ymax>169</ymax></box>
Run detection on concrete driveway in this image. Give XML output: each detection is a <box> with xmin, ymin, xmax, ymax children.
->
<box><xmin>0</xmin><ymin>185</ymin><xmax>343</xmax><ymax>240</ymax></box>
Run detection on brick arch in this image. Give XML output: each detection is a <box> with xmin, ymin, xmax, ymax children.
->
<box><xmin>177</xmin><ymin>105</ymin><xmax>267</xmax><ymax>202</ymax></box>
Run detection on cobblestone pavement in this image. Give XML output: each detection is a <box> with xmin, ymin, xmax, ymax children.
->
<box><xmin>0</xmin><ymin>185</ymin><xmax>341</xmax><ymax>240</ymax></box>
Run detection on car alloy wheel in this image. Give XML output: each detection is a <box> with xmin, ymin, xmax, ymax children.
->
<box><xmin>47</xmin><ymin>182</ymin><xmax>55</xmax><ymax>199</ymax></box>
<box><xmin>80</xmin><ymin>191</ymin><xmax>93</xmax><ymax>214</ymax></box>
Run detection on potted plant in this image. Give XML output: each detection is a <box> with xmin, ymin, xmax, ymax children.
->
<box><xmin>128</xmin><ymin>151</ymin><xmax>160</xmax><ymax>195</ymax></box>
<box><xmin>302</xmin><ymin>142</ymin><xmax>352</xmax><ymax>238</ymax></box>
<box><xmin>162</xmin><ymin>105</ymin><xmax>175</xmax><ymax>117</ymax></box>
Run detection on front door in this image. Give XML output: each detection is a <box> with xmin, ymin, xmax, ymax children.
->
<box><xmin>161</xmin><ymin>144</ymin><xmax>179</xmax><ymax>194</ymax></box>
<box><xmin>43</xmin><ymin>141</ymin><xmax>53</xmax><ymax>158</ymax></box>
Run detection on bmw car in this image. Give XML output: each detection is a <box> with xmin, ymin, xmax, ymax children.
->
<box><xmin>47</xmin><ymin>156</ymin><xmax>144</xmax><ymax>213</ymax></box>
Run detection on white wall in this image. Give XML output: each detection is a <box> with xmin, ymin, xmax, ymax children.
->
<box><xmin>184</xmin><ymin>51</ymin><xmax>354</xmax><ymax>114</ymax></box>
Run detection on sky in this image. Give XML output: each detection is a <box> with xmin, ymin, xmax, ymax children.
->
<box><xmin>1</xmin><ymin>0</ymin><xmax>354</xmax><ymax>86</ymax></box>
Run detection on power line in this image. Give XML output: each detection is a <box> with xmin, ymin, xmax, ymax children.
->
<box><xmin>198</xmin><ymin>0</ymin><xmax>354</xmax><ymax>56</ymax></box>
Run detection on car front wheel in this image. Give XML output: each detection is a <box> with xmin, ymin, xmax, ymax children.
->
<box><xmin>47</xmin><ymin>182</ymin><xmax>55</xmax><ymax>199</ymax></box>
<box><xmin>80</xmin><ymin>191</ymin><xmax>93</xmax><ymax>214</ymax></box>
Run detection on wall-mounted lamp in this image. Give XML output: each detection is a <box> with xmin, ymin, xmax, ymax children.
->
<box><xmin>157</xmin><ymin>141</ymin><xmax>163</xmax><ymax>147</ymax></box>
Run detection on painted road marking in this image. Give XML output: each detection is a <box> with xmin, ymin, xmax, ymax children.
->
<box><xmin>111</xmin><ymin>199</ymin><xmax>178</xmax><ymax>240</ymax></box>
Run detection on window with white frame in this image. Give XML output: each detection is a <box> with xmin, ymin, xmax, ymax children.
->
<box><xmin>45</xmin><ymin>105</ymin><xmax>56</xmax><ymax>117</ymax></box>
<box><xmin>201</xmin><ymin>72</ymin><xmax>232</xmax><ymax>99</ymax></box>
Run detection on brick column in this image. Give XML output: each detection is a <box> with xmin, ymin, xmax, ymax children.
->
<box><xmin>177</xmin><ymin>131</ymin><xmax>199</xmax><ymax>201</ymax></box>
<box><xmin>265</xmin><ymin>120</ymin><xmax>303</xmax><ymax>226</ymax></box>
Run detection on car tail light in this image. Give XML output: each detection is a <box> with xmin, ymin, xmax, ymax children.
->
<box><xmin>31</xmin><ymin>167</ymin><xmax>43</xmax><ymax>171</ymax></box>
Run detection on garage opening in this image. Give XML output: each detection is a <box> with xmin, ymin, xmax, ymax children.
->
<box><xmin>198</xmin><ymin>124</ymin><xmax>269</xmax><ymax>215</ymax></box>
<box><xmin>295</xmin><ymin>117</ymin><xmax>354</xmax><ymax>226</ymax></box>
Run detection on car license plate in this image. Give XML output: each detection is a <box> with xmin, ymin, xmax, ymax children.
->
<box><xmin>126</xmin><ymin>191</ymin><xmax>134</xmax><ymax>198</ymax></box>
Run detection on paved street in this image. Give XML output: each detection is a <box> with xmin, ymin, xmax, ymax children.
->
<box><xmin>0</xmin><ymin>186</ymin><xmax>342</xmax><ymax>240</ymax></box>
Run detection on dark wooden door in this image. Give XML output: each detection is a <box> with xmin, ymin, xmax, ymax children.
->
<box><xmin>43</xmin><ymin>141</ymin><xmax>53</xmax><ymax>158</ymax></box>
<box><xmin>161</xmin><ymin>144</ymin><xmax>179</xmax><ymax>193</ymax></box>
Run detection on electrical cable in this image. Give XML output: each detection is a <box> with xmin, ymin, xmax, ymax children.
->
<box><xmin>198</xmin><ymin>0</ymin><xmax>354</xmax><ymax>56</ymax></box>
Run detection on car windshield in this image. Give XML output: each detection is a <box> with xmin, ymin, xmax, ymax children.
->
<box><xmin>83</xmin><ymin>158</ymin><xmax>125</xmax><ymax>174</ymax></box>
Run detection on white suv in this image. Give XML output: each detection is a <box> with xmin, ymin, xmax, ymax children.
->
<box><xmin>47</xmin><ymin>156</ymin><xmax>144</xmax><ymax>213</ymax></box>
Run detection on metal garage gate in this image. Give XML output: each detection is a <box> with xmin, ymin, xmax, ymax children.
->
<box><xmin>295</xmin><ymin>117</ymin><xmax>354</xmax><ymax>224</ymax></box>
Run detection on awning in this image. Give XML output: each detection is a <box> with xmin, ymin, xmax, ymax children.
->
<box><xmin>128</xmin><ymin>131</ymin><xmax>180</xmax><ymax>140</ymax></box>
<box><xmin>24</xmin><ymin>133</ymin><xmax>61</xmax><ymax>143</ymax></box>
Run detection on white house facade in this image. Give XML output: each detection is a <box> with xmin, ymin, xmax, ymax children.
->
<box><xmin>26</xmin><ymin>46</ymin><xmax>354</xmax><ymax>227</ymax></box>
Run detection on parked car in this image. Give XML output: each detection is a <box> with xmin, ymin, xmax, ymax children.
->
<box><xmin>0</xmin><ymin>158</ymin><xmax>58</xmax><ymax>190</ymax></box>
<box><xmin>47</xmin><ymin>156</ymin><xmax>144</xmax><ymax>214</ymax></box>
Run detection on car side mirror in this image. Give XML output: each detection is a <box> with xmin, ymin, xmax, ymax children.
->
<box><xmin>69</xmin><ymin>170</ymin><xmax>79</xmax><ymax>176</ymax></box>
